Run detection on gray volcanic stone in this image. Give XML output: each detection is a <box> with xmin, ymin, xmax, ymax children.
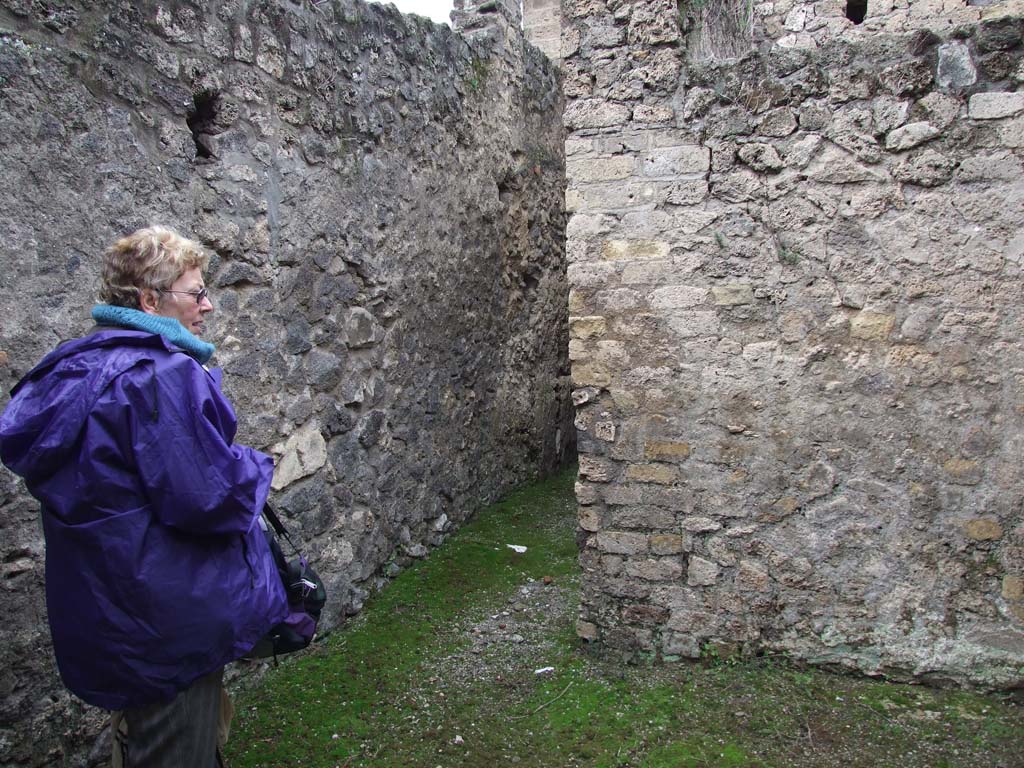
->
<box><xmin>737</xmin><ymin>143</ymin><xmax>784</xmax><ymax>172</ymax></box>
<box><xmin>0</xmin><ymin>0</ymin><xmax>574</xmax><ymax>763</ymax></box>
<box><xmin>937</xmin><ymin>41</ymin><xmax>978</xmax><ymax>87</ymax></box>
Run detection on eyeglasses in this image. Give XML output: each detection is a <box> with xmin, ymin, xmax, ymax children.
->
<box><xmin>158</xmin><ymin>287</ymin><xmax>210</xmax><ymax>305</ymax></box>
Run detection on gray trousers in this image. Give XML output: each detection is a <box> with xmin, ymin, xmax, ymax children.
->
<box><xmin>120</xmin><ymin>669</ymin><xmax>224</xmax><ymax>768</ymax></box>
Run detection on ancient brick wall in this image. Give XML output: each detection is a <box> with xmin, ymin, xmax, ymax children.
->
<box><xmin>566</xmin><ymin>0</ymin><xmax>1024</xmax><ymax>688</ymax></box>
<box><xmin>0</xmin><ymin>0</ymin><xmax>571</xmax><ymax>763</ymax></box>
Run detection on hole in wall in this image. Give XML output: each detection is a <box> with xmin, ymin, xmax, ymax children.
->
<box><xmin>186</xmin><ymin>90</ymin><xmax>220</xmax><ymax>159</ymax></box>
<box><xmin>497</xmin><ymin>179</ymin><xmax>514</xmax><ymax>204</ymax></box>
<box><xmin>846</xmin><ymin>0</ymin><xmax>867</xmax><ymax>24</ymax></box>
<box><xmin>523</xmin><ymin>269</ymin><xmax>540</xmax><ymax>292</ymax></box>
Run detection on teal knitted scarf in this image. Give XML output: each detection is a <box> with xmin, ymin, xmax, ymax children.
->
<box><xmin>91</xmin><ymin>305</ymin><xmax>215</xmax><ymax>364</ymax></box>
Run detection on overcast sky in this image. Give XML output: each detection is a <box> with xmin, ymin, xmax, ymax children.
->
<box><xmin>371</xmin><ymin>0</ymin><xmax>455</xmax><ymax>25</ymax></box>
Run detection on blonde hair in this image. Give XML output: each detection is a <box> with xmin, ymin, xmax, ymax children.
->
<box><xmin>100</xmin><ymin>226</ymin><xmax>210</xmax><ymax>309</ymax></box>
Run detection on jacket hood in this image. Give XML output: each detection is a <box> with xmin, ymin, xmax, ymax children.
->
<box><xmin>1</xmin><ymin>330</ymin><xmax>185</xmax><ymax>482</ymax></box>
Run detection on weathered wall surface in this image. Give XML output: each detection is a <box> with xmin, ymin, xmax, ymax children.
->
<box><xmin>754</xmin><ymin>0</ymin><xmax>1020</xmax><ymax>51</ymax></box>
<box><xmin>524</xmin><ymin>0</ymin><xmax>563</xmax><ymax>63</ymax></box>
<box><xmin>0</xmin><ymin>0</ymin><xmax>571</xmax><ymax>764</ymax></box>
<box><xmin>566</xmin><ymin>0</ymin><xmax>1024</xmax><ymax>688</ymax></box>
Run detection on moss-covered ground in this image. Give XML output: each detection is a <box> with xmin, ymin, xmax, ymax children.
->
<box><xmin>227</xmin><ymin>467</ymin><xmax>1023</xmax><ymax>768</ymax></box>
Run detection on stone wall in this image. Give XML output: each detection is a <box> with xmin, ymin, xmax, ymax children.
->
<box><xmin>0</xmin><ymin>0</ymin><xmax>571</xmax><ymax>764</ymax></box>
<box><xmin>753</xmin><ymin>0</ymin><xmax>1021</xmax><ymax>51</ymax></box>
<box><xmin>566</xmin><ymin>0</ymin><xmax>1024</xmax><ymax>688</ymax></box>
<box><xmin>524</xmin><ymin>0</ymin><xmax>563</xmax><ymax>63</ymax></box>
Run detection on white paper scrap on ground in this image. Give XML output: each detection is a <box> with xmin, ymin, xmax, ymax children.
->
<box><xmin>534</xmin><ymin>667</ymin><xmax>555</xmax><ymax>675</ymax></box>
<box><xmin>507</xmin><ymin>544</ymin><xmax>528</xmax><ymax>553</ymax></box>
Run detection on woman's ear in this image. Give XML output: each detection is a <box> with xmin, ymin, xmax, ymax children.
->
<box><xmin>139</xmin><ymin>287</ymin><xmax>161</xmax><ymax>315</ymax></box>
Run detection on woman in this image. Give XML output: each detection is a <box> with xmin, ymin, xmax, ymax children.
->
<box><xmin>0</xmin><ymin>226</ymin><xmax>287</xmax><ymax>766</ymax></box>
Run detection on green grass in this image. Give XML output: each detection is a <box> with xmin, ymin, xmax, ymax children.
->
<box><xmin>226</xmin><ymin>467</ymin><xmax>1023</xmax><ymax>768</ymax></box>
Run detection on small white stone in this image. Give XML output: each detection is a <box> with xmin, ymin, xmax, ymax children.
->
<box><xmin>777</xmin><ymin>32</ymin><xmax>817</xmax><ymax>49</ymax></box>
<box><xmin>784</xmin><ymin>6</ymin><xmax>807</xmax><ymax>32</ymax></box>
<box><xmin>969</xmin><ymin>92</ymin><xmax>1024</xmax><ymax>120</ymax></box>
<box><xmin>272</xmin><ymin>421</ymin><xmax>327</xmax><ymax>490</ymax></box>
<box><xmin>885</xmin><ymin>121</ymin><xmax>940</xmax><ymax>151</ymax></box>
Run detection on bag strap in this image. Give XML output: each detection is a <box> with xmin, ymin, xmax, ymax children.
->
<box><xmin>263</xmin><ymin>502</ymin><xmax>302</xmax><ymax>558</ymax></box>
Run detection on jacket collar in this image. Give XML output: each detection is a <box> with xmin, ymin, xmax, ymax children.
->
<box><xmin>91</xmin><ymin>305</ymin><xmax>215</xmax><ymax>364</ymax></box>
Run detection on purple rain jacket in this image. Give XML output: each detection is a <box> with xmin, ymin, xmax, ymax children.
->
<box><xmin>0</xmin><ymin>328</ymin><xmax>288</xmax><ymax>710</ymax></box>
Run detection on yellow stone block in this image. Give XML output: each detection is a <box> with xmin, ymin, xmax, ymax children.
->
<box><xmin>887</xmin><ymin>345</ymin><xmax>934</xmax><ymax>367</ymax></box>
<box><xmin>568</xmin><ymin>156</ymin><xmax>635</xmax><ymax>182</ymax></box>
<box><xmin>962</xmin><ymin>518</ymin><xmax>1004</xmax><ymax>541</ymax></box>
<box><xmin>850</xmin><ymin>311</ymin><xmax>895</xmax><ymax>341</ymax></box>
<box><xmin>650</xmin><ymin>534</ymin><xmax>686</xmax><ymax>555</ymax></box>
<box><xmin>644</xmin><ymin>440</ymin><xmax>691</xmax><ymax>460</ymax></box>
<box><xmin>944</xmin><ymin>458</ymin><xmax>982</xmax><ymax>485</ymax></box>
<box><xmin>625</xmin><ymin>463</ymin><xmax>677</xmax><ymax>484</ymax></box>
<box><xmin>950</xmin><ymin>364</ymin><xmax>970</xmax><ymax>380</ymax></box>
<box><xmin>570</xmin><ymin>315</ymin><xmax>607</xmax><ymax>340</ymax></box>
<box><xmin>1002</xmin><ymin>575</ymin><xmax>1024</xmax><ymax>601</ymax></box>
<box><xmin>711</xmin><ymin>284</ymin><xmax>754</xmax><ymax>306</ymax></box>
<box><xmin>773</xmin><ymin>496</ymin><xmax>799</xmax><ymax>514</ymax></box>
<box><xmin>601</xmin><ymin>239</ymin><xmax>671</xmax><ymax>261</ymax></box>
<box><xmin>572</xmin><ymin>363</ymin><xmax>611</xmax><ymax>387</ymax></box>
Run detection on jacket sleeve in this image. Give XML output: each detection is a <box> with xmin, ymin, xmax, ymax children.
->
<box><xmin>127</xmin><ymin>355</ymin><xmax>274</xmax><ymax>535</ymax></box>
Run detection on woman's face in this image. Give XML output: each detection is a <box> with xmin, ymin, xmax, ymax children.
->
<box><xmin>147</xmin><ymin>266</ymin><xmax>214</xmax><ymax>336</ymax></box>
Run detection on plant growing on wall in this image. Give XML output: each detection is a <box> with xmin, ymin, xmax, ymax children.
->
<box><xmin>466</xmin><ymin>56</ymin><xmax>490</xmax><ymax>92</ymax></box>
